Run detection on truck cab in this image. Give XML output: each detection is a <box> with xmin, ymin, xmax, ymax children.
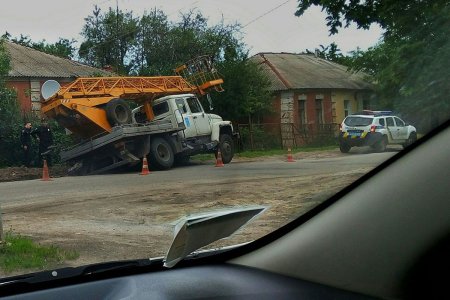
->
<box><xmin>132</xmin><ymin>94</ymin><xmax>235</xmax><ymax>165</ymax></box>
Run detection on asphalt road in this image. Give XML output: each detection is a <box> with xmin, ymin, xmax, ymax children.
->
<box><xmin>0</xmin><ymin>150</ymin><xmax>396</xmax><ymax>207</ymax></box>
<box><xmin>0</xmin><ymin>149</ymin><xmax>399</xmax><ymax>269</ymax></box>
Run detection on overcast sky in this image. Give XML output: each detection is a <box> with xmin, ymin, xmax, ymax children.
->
<box><xmin>0</xmin><ymin>0</ymin><xmax>383</xmax><ymax>56</ymax></box>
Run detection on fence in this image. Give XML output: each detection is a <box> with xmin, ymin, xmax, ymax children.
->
<box><xmin>236</xmin><ymin>123</ymin><xmax>338</xmax><ymax>151</ymax></box>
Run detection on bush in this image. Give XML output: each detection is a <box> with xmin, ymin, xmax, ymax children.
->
<box><xmin>0</xmin><ymin>88</ymin><xmax>75</xmax><ymax>167</ymax></box>
<box><xmin>0</xmin><ymin>88</ymin><xmax>25</xmax><ymax>167</ymax></box>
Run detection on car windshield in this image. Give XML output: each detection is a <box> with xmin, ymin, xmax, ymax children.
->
<box><xmin>344</xmin><ymin>116</ymin><xmax>373</xmax><ymax>126</ymax></box>
<box><xmin>0</xmin><ymin>0</ymin><xmax>448</xmax><ymax>280</ymax></box>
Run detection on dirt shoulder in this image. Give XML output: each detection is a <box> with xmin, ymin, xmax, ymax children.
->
<box><xmin>2</xmin><ymin>167</ymin><xmax>368</xmax><ymax>276</ymax></box>
<box><xmin>0</xmin><ymin>165</ymin><xmax>67</xmax><ymax>183</ymax></box>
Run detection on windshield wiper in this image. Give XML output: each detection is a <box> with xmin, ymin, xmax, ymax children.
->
<box><xmin>164</xmin><ymin>206</ymin><xmax>266</xmax><ymax>268</ymax></box>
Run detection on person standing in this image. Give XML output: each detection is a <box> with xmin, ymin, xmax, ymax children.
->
<box><xmin>20</xmin><ymin>122</ymin><xmax>33</xmax><ymax>167</ymax></box>
<box><xmin>32</xmin><ymin>118</ymin><xmax>54</xmax><ymax>166</ymax></box>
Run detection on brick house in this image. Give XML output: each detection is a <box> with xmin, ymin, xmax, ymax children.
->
<box><xmin>4</xmin><ymin>40</ymin><xmax>113</xmax><ymax>114</ymax></box>
<box><xmin>250</xmin><ymin>52</ymin><xmax>374</xmax><ymax>147</ymax></box>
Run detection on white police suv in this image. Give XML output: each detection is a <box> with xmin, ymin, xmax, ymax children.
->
<box><xmin>339</xmin><ymin>111</ymin><xmax>417</xmax><ymax>153</ymax></box>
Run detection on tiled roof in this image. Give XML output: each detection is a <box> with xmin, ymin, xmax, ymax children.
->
<box><xmin>251</xmin><ymin>52</ymin><xmax>373</xmax><ymax>91</ymax></box>
<box><xmin>4</xmin><ymin>40</ymin><xmax>114</xmax><ymax>78</ymax></box>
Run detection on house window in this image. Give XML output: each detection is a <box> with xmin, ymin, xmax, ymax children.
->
<box><xmin>297</xmin><ymin>100</ymin><xmax>306</xmax><ymax>126</ymax></box>
<box><xmin>344</xmin><ymin>100</ymin><xmax>351</xmax><ymax>117</ymax></box>
<box><xmin>315</xmin><ymin>99</ymin><xmax>323</xmax><ymax>124</ymax></box>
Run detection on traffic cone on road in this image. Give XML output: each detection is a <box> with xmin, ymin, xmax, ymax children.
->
<box><xmin>215</xmin><ymin>149</ymin><xmax>224</xmax><ymax>167</ymax></box>
<box><xmin>140</xmin><ymin>157</ymin><xmax>151</xmax><ymax>175</ymax></box>
<box><xmin>41</xmin><ymin>159</ymin><xmax>51</xmax><ymax>181</ymax></box>
<box><xmin>286</xmin><ymin>147</ymin><xmax>295</xmax><ymax>162</ymax></box>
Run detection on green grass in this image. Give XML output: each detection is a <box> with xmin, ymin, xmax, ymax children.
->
<box><xmin>0</xmin><ymin>233</ymin><xmax>79</xmax><ymax>273</ymax></box>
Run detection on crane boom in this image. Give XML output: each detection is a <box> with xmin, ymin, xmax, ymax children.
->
<box><xmin>41</xmin><ymin>56</ymin><xmax>224</xmax><ymax>139</ymax></box>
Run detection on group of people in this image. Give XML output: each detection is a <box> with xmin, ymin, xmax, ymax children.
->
<box><xmin>20</xmin><ymin>118</ymin><xmax>54</xmax><ymax>168</ymax></box>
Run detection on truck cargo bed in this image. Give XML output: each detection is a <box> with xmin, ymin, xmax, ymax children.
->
<box><xmin>61</xmin><ymin>119</ymin><xmax>184</xmax><ymax>162</ymax></box>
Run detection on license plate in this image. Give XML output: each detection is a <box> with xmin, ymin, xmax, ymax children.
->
<box><xmin>349</xmin><ymin>132</ymin><xmax>361</xmax><ymax>137</ymax></box>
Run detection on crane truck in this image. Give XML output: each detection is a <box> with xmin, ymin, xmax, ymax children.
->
<box><xmin>40</xmin><ymin>56</ymin><xmax>236</xmax><ymax>175</ymax></box>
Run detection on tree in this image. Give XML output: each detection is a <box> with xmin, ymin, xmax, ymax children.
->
<box><xmin>79</xmin><ymin>5</ymin><xmax>139</xmax><ymax>74</ymax></box>
<box><xmin>79</xmin><ymin>6</ymin><xmax>272</xmax><ymax>123</ymax></box>
<box><xmin>133</xmin><ymin>8</ymin><xmax>172</xmax><ymax>75</ymax></box>
<box><xmin>295</xmin><ymin>0</ymin><xmax>450</xmax><ymax>131</ymax></box>
<box><xmin>213</xmin><ymin>58</ymin><xmax>273</xmax><ymax>124</ymax></box>
<box><xmin>305</xmin><ymin>42</ymin><xmax>352</xmax><ymax>66</ymax></box>
<box><xmin>0</xmin><ymin>39</ymin><xmax>23</xmax><ymax>167</ymax></box>
<box><xmin>132</xmin><ymin>9</ymin><xmax>243</xmax><ymax>75</ymax></box>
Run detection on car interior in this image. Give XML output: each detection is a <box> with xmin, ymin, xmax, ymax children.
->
<box><xmin>1</xmin><ymin>120</ymin><xmax>448</xmax><ymax>299</ymax></box>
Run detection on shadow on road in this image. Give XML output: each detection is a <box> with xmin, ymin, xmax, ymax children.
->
<box><xmin>347</xmin><ymin>146</ymin><xmax>402</xmax><ymax>155</ymax></box>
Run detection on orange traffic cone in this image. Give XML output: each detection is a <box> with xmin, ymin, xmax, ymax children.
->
<box><xmin>140</xmin><ymin>157</ymin><xmax>151</xmax><ymax>175</ymax></box>
<box><xmin>286</xmin><ymin>147</ymin><xmax>295</xmax><ymax>162</ymax></box>
<box><xmin>215</xmin><ymin>148</ymin><xmax>224</xmax><ymax>167</ymax></box>
<box><xmin>41</xmin><ymin>159</ymin><xmax>51</xmax><ymax>181</ymax></box>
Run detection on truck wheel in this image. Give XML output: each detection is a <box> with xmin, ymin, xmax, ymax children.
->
<box><xmin>339</xmin><ymin>142</ymin><xmax>351</xmax><ymax>153</ymax></box>
<box><xmin>218</xmin><ymin>133</ymin><xmax>234</xmax><ymax>164</ymax></box>
<box><xmin>149</xmin><ymin>137</ymin><xmax>174</xmax><ymax>170</ymax></box>
<box><xmin>374</xmin><ymin>136</ymin><xmax>387</xmax><ymax>152</ymax></box>
<box><xmin>106</xmin><ymin>98</ymin><xmax>131</xmax><ymax>126</ymax></box>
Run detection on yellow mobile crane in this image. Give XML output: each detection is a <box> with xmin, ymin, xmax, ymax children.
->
<box><xmin>42</xmin><ymin>56</ymin><xmax>224</xmax><ymax>138</ymax></box>
<box><xmin>41</xmin><ymin>57</ymin><xmax>235</xmax><ymax>175</ymax></box>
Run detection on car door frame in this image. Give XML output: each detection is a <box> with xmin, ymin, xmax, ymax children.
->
<box><xmin>385</xmin><ymin>116</ymin><xmax>397</xmax><ymax>141</ymax></box>
<box><xmin>185</xmin><ymin>96</ymin><xmax>212</xmax><ymax>136</ymax></box>
<box><xmin>175</xmin><ymin>97</ymin><xmax>197</xmax><ymax>139</ymax></box>
<box><xmin>394</xmin><ymin>117</ymin><xmax>408</xmax><ymax>140</ymax></box>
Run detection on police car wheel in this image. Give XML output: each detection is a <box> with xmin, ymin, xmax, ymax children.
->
<box><xmin>339</xmin><ymin>142</ymin><xmax>351</xmax><ymax>153</ymax></box>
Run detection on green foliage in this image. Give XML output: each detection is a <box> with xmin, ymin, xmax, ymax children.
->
<box><xmin>296</xmin><ymin>0</ymin><xmax>450</xmax><ymax>132</ymax></box>
<box><xmin>0</xmin><ymin>88</ymin><xmax>24</xmax><ymax>167</ymax></box>
<box><xmin>0</xmin><ymin>41</ymin><xmax>9</xmax><ymax>81</ymax></box>
<box><xmin>134</xmin><ymin>8</ymin><xmax>172</xmax><ymax>75</ymax></box>
<box><xmin>212</xmin><ymin>59</ymin><xmax>273</xmax><ymax>122</ymax></box>
<box><xmin>0</xmin><ymin>232</ymin><xmax>79</xmax><ymax>273</ymax></box>
<box><xmin>79</xmin><ymin>7</ymin><xmax>272</xmax><ymax>123</ymax></box>
<box><xmin>305</xmin><ymin>42</ymin><xmax>353</xmax><ymax>66</ymax></box>
<box><xmin>133</xmin><ymin>9</ymin><xmax>243</xmax><ymax>75</ymax></box>
<box><xmin>238</xmin><ymin>126</ymin><xmax>282</xmax><ymax>151</ymax></box>
<box><xmin>79</xmin><ymin>5</ymin><xmax>139</xmax><ymax>74</ymax></box>
<box><xmin>48</xmin><ymin>120</ymin><xmax>76</xmax><ymax>165</ymax></box>
<box><xmin>0</xmin><ymin>39</ymin><xmax>23</xmax><ymax>166</ymax></box>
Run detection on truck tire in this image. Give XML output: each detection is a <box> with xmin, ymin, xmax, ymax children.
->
<box><xmin>218</xmin><ymin>133</ymin><xmax>234</xmax><ymax>164</ymax></box>
<box><xmin>149</xmin><ymin>137</ymin><xmax>174</xmax><ymax>170</ymax></box>
<box><xmin>106</xmin><ymin>98</ymin><xmax>131</xmax><ymax>126</ymax></box>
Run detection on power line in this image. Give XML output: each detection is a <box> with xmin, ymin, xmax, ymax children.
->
<box><xmin>242</xmin><ymin>0</ymin><xmax>293</xmax><ymax>28</ymax></box>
